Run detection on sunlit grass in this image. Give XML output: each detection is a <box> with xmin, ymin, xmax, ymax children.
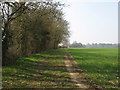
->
<box><xmin>3</xmin><ymin>49</ymin><xmax>77</xmax><ymax>88</ymax></box>
<box><xmin>68</xmin><ymin>48</ymin><xmax>118</xmax><ymax>88</ymax></box>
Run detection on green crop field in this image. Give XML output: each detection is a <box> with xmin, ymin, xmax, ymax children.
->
<box><xmin>68</xmin><ymin>48</ymin><xmax>118</xmax><ymax>88</ymax></box>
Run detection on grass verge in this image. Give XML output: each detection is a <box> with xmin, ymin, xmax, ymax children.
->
<box><xmin>3</xmin><ymin>49</ymin><xmax>77</xmax><ymax>88</ymax></box>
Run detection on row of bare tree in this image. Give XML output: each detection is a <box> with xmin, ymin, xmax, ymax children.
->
<box><xmin>0</xmin><ymin>0</ymin><xmax>69</xmax><ymax>65</ymax></box>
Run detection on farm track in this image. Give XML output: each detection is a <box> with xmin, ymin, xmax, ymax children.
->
<box><xmin>64</xmin><ymin>50</ymin><xmax>102</xmax><ymax>89</ymax></box>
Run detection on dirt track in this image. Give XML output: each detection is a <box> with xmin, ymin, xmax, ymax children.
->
<box><xmin>64</xmin><ymin>51</ymin><xmax>102</xmax><ymax>89</ymax></box>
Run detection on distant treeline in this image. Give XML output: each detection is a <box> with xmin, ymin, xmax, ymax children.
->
<box><xmin>69</xmin><ymin>41</ymin><xmax>118</xmax><ymax>48</ymax></box>
<box><xmin>1</xmin><ymin>1</ymin><xmax>69</xmax><ymax>65</ymax></box>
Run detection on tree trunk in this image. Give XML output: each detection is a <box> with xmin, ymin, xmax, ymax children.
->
<box><xmin>2</xmin><ymin>24</ymin><xmax>10</xmax><ymax>65</ymax></box>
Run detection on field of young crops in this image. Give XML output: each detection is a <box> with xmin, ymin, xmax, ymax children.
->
<box><xmin>68</xmin><ymin>48</ymin><xmax>118</xmax><ymax>88</ymax></box>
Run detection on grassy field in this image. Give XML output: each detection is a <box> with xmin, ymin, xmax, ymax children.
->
<box><xmin>3</xmin><ymin>49</ymin><xmax>77</xmax><ymax>88</ymax></box>
<box><xmin>68</xmin><ymin>48</ymin><xmax>118</xmax><ymax>88</ymax></box>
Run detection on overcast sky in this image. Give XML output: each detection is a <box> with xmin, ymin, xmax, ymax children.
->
<box><xmin>63</xmin><ymin>0</ymin><xmax>118</xmax><ymax>44</ymax></box>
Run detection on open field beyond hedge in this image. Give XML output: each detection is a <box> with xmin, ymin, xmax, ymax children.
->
<box><xmin>68</xmin><ymin>48</ymin><xmax>118</xmax><ymax>88</ymax></box>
